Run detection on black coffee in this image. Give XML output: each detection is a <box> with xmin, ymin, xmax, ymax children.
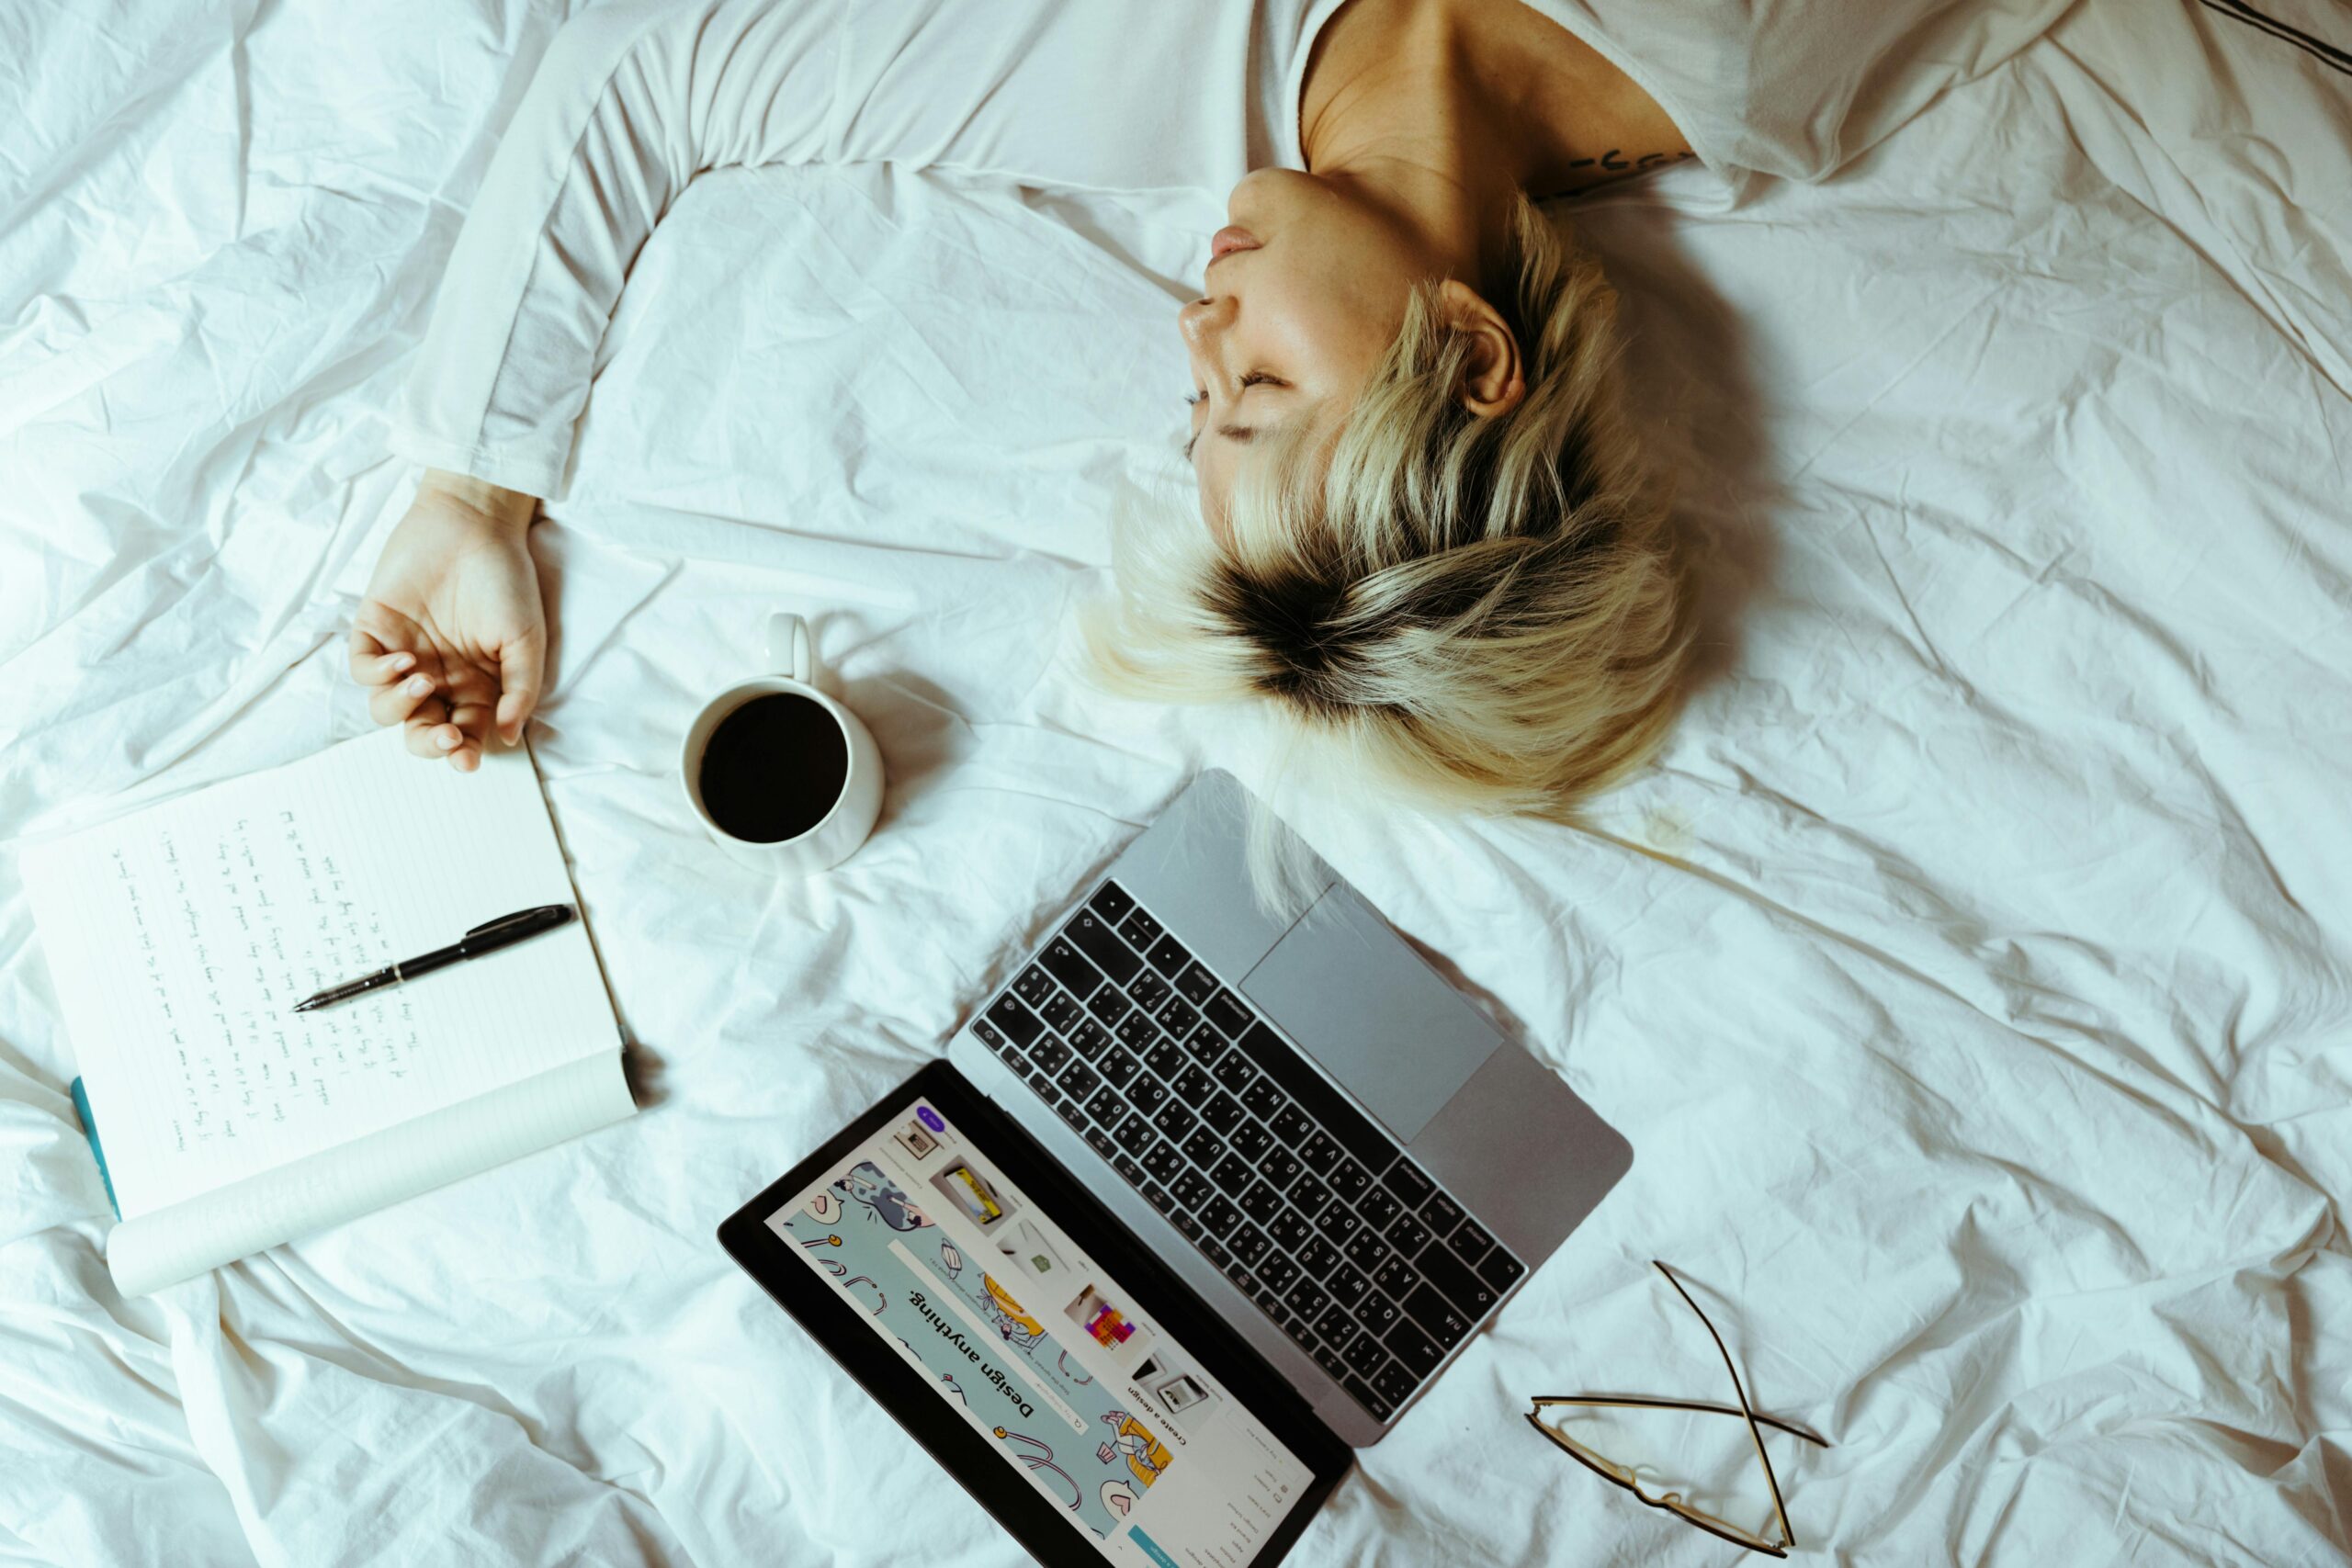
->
<box><xmin>698</xmin><ymin>694</ymin><xmax>849</xmax><ymax>843</ymax></box>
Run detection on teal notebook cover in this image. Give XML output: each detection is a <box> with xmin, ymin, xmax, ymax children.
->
<box><xmin>69</xmin><ymin>1077</ymin><xmax>120</xmax><ymax>1221</ymax></box>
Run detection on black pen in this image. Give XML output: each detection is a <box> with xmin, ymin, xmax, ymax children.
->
<box><xmin>290</xmin><ymin>904</ymin><xmax>576</xmax><ymax>1013</ymax></box>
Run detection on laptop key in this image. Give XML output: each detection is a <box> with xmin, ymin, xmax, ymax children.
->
<box><xmin>1089</xmin><ymin>989</ymin><xmax>1133</xmax><ymax>1029</ymax></box>
<box><xmin>1313</xmin><ymin>1345</ymin><xmax>1349</xmax><ymax>1380</ymax></box>
<box><xmin>1172</xmin><ymin>962</ymin><xmax>1220</xmax><ymax>1007</ymax></box>
<box><xmin>1002</xmin><ymin>1046</ymin><xmax>1032</xmax><ymax>1076</ymax></box>
<box><xmin>1090</xmin><ymin>880</ymin><xmax>1135</xmax><ymax>922</ymax></box>
<box><xmin>1053</xmin><ymin>1059</ymin><xmax>1098</xmax><ymax>1100</ymax></box>
<box><xmin>1145</xmin><ymin>1183</ymin><xmax>1175</xmax><ymax>1213</ymax></box>
<box><xmin>1210</xmin><ymin>1048</ymin><xmax>1256</xmax><ymax>1092</ymax></box>
<box><xmin>1114</xmin><ymin>1154</ymin><xmax>1144</xmax><ymax>1184</ymax></box>
<box><xmin>1228</xmin><ymin>1120</ymin><xmax>1274</xmax><ymax>1162</ymax></box>
<box><xmin>1355</xmin><ymin>1185</ymin><xmax>1402</xmax><ymax>1230</ymax></box>
<box><xmin>1300</xmin><ymin>1130</ymin><xmax>1343</xmax><ymax>1175</ymax></box>
<box><xmin>1150</xmin><ymin>1102</ymin><xmax>1196</xmax><ymax>1144</ymax></box>
<box><xmin>1344</xmin><ymin>1374</ymin><xmax>1395</xmax><ymax>1424</ymax></box>
<box><xmin>1230</xmin><ymin>1224</ymin><xmax>1272</xmax><ymax>1266</ymax></box>
<box><xmin>1040</xmin><ymin>990</ymin><xmax>1088</xmax><ymax>1035</ymax></box>
<box><xmin>1341</xmin><ymin>1329</ymin><xmax>1390</xmax><ymax>1379</ymax></box>
<box><xmin>1114</xmin><ymin>1112</ymin><xmax>1155</xmax><ymax>1155</ymax></box>
<box><xmin>1423</xmin><ymin>1191</ymin><xmax>1467</xmax><ymax>1236</ymax></box>
<box><xmin>972</xmin><ymin>1017</ymin><xmax>1006</xmax><ymax>1050</ymax></box>
<box><xmin>1372</xmin><ymin>1358</ymin><xmax>1419</xmax><ymax>1409</ymax></box>
<box><xmin>1096</xmin><ymin>1046</ymin><xmax>1139</xmax><ymax>1089</ymax></box>
<box><xmin>1200</xmin><ymin>1236</ymin><xmax>1229</xmax><ymax>1269</ymax></box>
<box><xmin>1402</xmin><ymin>1283</ymin><xmax>1474</xmax><ymax>1349</ymax></box>
<box><xmin>1154</xmin><ymin>996</ymin><xmax>1200</xmax><ymax>1038</ymax></box>
<box><xmin>1182</xmin><ymin>1019</ymin><xmax>1230</xmax><ymax>1068</ymax></box>
<box><xmin>1056</xmin><ymin>1099</ymin><xmax>1088</xmax><ymax>1133</ymax></box>
<box><xmin>1344</xmin><ymin>1231</ymin><xmax>1394</xmax><ymax>1278</ymax></box>
<box><xmin>1239</xmin><ymin>1181</ymin><xmax>1284</xmax><ymax>1224</ymax></box>
<box><xmin>1067</xmin><ymin>912</ymin><xmax>1144</xmax><ymax>986</ymax></box>
<box><xmin>1127</xmin><ymin>1076</ymin><xmax>1170</xmax><ymax>1115</ymax></box>
<box><xmin>1210</xmin><ymin>1155</ymin><xmax>1255</xmax><ymax>1197</ymax></box>
<box><xmin>1270</xmin><ymin>1106</ymin><xmax>1313</xmax><ymax>1146</ymax></box>
<box><xmin>986</xmin><ymin>994</ymin><xmax>1044</xmax><ymax>1046</ymax></box>
<box><xmin>1037</xmin><ymin>937</ymin><xmax>1106</xmax><ymax>1001</ymax></box>
<box><xmin>1353</xmin><ymin>1292</ymin><xmax>1403</xmax><ymax>1337</ymax></box>
<box><xmin>1327</xmin><ymin>1263</ymin><xmax>1371</xmax><ymax>1308</ymax></box>
<box><xmin>1116</xmin><ymin>1012</ymin><xmax>1161</xmax><ymax>1051</ymax></box>
<box><xmin>1382</xmin><ymin>1159</ymin><xmax>1435</xmax><ymax>1211</ymax></box>
<box><xmin>1031</xmin><ymin>1035</ymin><xmax>1072</xmax><ymax>1075</ymax></box>
<box><xmin>1290</xmin><ymin>1170</ymin><xmax>1332</xmax><ymax>1219</ymax></box>
<box><xmin>1202</xmin><ymin>988</ymin><xmax>1254</xmax><ymax>1038</ymax></box>
<box><xmin>1257</xmin><ymin>1253</ymin><xmax>1301</xmax><ymax>1293</ymax></box>
<box><xmin>1415</xmin><ymin>1238</ymin><xmax>1502</xmax><ymax>1319</ymax></box>
<box><xmin>1239</xmin><ymin>1077</ymin><xmax>1283</xmax><ymax>1122</ymax></box>
<box><xmin>1142</xmin><ymin>1140</ymin><xmax>1185</xmax><ymax>1184</ymax></box>
<box><xmin>1448</xmin><ymin>1219</ymin><xmax>1494</xmax><ymax>1267</ymax></box>
<box><xmin>1385</xmin><ymin>1316</ymin><xmax>1444</xmax><ymax>1380</ymax></box>
<box><xmin>1070</xmin><ymin>1019</ymin><xmax>1114</xmax><ymax>1059</ymax></box>
<box><xmin>1478</xmin><ymin>1249</ymin><xmax>1527</xmax><ymax>1294</ymax></box>
<box><xmin>1284</xmin><ymin>1279</ymin><xmax>1331</xmax><ymax>1321</ymax></box>
<box><xmin>1317</xmin><ymin>1205</ymin><xmax>1363</xmax><ymax>1248</ymax></box>
<box><xmin>1118</xmin><ymin>908</ymin><xmax>1165</xmax><ymax>950</ymax></box>
<box><xmin>1143</xmin><ymin>1036</ymin><xmax>1187</xmax><ymax>1078</ymax></box>
<box><xmin>1172</xmin><ymin>1211</ymin><xmax>1203</xmax><ymax>1241</ymax></box>
<box><xmin>1199</xmin><ymin>1196</ymin><xmax>1245</xmax><ymax>1238</ymax></box>
<box><xmin>1388</xmin><ymin>1212</ymin><xmax>1433</xmax><ymax>1258</ymax></box>
<box><xmin>1181</xmin><ymin>1125</ymin><xmax>1225</xmax><ymax>1167</ymax></box>
<box><xmin>1129</xmin><ymin>971</ymin><xmax>1173</xmax><ymax>1014</ymax></box>
<box><xmin>1316</xmin><ymin>1302</ymin><xmax>1361</xmax><ymax>1345</ymax></box>
<box><xmin>1262</xmin><ymin>1149</ymin><xmax>1305</xmax><ymax>1189</ymax></box>
<box><xmin>1170</xmin><ymin>1169</ymin><xmax>1214</xmax><ymax>1213</ymax></box>
<box><xmin>1083</xmin><ymin>1127</ymin><xmax>1115</xmax><ymax>1160</ymax></box>
<box><xmin>1328</xmin><ymin>1156</ymin><xmax>1372</xmax><ymax>1205</ymax></box>
<box><xmin>1012</xmin><ymin>965</ymin><xmax>1055</xmax><ymax>1007</ymax></box>
<box><xmin>1226</xmin><ymin>1261</ymin><xmax>1258</xmax><ymax>1292</ymax></box>
<box><xmin>1372</xmin><ymin>1254</ymin><xmax>1417</xmax><ymax>1300</ymax></box>
<box><xmin>1266</xmin><ymin>1208</ymin><xmax>1315</xmax><ymax>1253</ymax></box>
<box><xmin>1201</xmin><ymin>1092</ymin><xmax>1246</xmax><ymax>1136</ymax></box>
<box><xmin>1296</xmin><ymin>1236</ymin><xmax>1341</xmax><ymax>1279</ymax></box>
<box><xmin>1146</xmin><ymin>931</ymin><xmax>1193</xmax><ymax>978</ymax></box>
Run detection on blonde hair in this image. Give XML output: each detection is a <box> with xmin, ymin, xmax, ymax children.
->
<box><xmin>1087</xmin><ymin>195</ymin><xmax>1691</xmax><ymax>821</ymax></box>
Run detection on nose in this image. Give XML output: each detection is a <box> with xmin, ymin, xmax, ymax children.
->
<box><xmin>1179</xmin><ymin>292</ymin><xmax>1234</xmax><ymax>350</ymax></box>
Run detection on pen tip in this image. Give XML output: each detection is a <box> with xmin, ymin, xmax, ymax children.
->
<box><xmin>291</xmin><ymin>1000</ymin><xmax>315</xmax><ymax>1014</ymax></box>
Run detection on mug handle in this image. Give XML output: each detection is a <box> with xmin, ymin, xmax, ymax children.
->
<box><xmin>767</xmin><ymin>613</ymin><xmax>813</xmax><ymax>684</ymax></box>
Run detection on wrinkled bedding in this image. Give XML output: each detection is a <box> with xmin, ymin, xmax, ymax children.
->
<box><xmin>3</xmin><ymin>1</ymin><xmax>2348</xmax><ymax>1563</ymax></box>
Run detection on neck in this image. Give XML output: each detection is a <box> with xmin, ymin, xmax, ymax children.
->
<box><xmin>1298</xmin><ymin>0</ymin><xmax>1670</xmax><ymax>283</ymax></box>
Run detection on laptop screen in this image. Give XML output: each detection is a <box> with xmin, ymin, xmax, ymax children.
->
<box><xmin>763</xmin><ymin>1090</ymin><xmax>1320</xmax><ymax>1566</ymax></box>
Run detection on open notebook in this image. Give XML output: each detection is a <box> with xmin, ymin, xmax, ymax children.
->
<box><xmin>21</xmin><ymin>728</ymin><xmax>632</xmax><ymax>1298</ymax></box>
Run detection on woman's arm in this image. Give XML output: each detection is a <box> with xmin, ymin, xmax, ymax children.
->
<box><xmin>363</xmin><ymin>0</ymin><xmax>835</xmax><ymax>769</ymax></box>
<box><xmin>390</xmin><ymin>0</ymin><xmax>838</xmax><ymax>496</ymax></box>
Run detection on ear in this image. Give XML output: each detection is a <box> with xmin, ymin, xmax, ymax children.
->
<box><xmin>1435</xmin><ymin>278</ymin><xmax>1526</xmax><ymax>418</ymax></box>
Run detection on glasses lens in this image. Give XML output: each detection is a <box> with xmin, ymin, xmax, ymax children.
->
<box><xmin>1533</xmin><ymin>1402</ymin><xmax>1791</xmax><ymax>1547</ymax></box>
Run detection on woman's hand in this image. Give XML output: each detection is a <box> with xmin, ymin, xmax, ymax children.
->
<box><xmin>350</xmin><ymin>471</ymin><xmax>547</xmax><ymax>772</ymax></box>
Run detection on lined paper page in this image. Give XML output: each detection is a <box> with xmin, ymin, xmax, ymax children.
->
<box><xmin>21</xmin><ymin>728</ymin><xmax>621</xmax><ymax>1220</ymax></box>
<box><xmin>105</xmin><ymin>1051</ymin><xmax>635</xmax><ymax>1298</ymax></box>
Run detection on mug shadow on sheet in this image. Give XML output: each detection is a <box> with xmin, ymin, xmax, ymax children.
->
<box><xmin>1562</xmin><ymin>192</ymin><xmax>1776</xmax><ymax>699</ymax></box>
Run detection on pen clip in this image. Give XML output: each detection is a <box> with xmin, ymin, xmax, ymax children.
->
<box><xmin>466</xmin><ymin>905</ymin><xmax>564</xmax><ymax>938</ymax></box>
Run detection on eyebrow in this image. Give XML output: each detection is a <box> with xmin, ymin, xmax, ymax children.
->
<box><xmin>1183</xmin><ymin>424</ymin><xmax>1258</xmax><ymax>462</ymax></box>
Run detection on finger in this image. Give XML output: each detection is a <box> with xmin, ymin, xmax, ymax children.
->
<box><xmin>401</xmin><ymin>700</ymin><xmax>458</xmax><ymax>760</ymax></box>
<box><xmin>494</xmin><ymin>638</ymin><xmax>546</xmax><ymax>746</ymax></box>
<box><xmin>347</xmin><ymin>625</ymin><xmax>419</xmax><ymax>686</ymax></box>
<box><xmin>367</xmin><ymin>672</ymin><xmax>439</xmax><ymax>728</ymax></box>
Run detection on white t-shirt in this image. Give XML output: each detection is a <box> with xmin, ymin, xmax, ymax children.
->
<box><xmin>390</xmin><ymin>0</ymin><xmax>2069</xmax><ymax>497</ymax></box>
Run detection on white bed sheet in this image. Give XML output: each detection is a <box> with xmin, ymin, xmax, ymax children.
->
<box><xmin>3</xmin><ymin>1</ymin><xmax>2348</xmax><ymax>1563</ymax></box>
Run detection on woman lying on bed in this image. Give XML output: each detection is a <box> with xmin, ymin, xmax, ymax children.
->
<box><xmin>352</xmin><ymin>0</ymin><xmax>1938</xmax><ymax>813</ymax></box>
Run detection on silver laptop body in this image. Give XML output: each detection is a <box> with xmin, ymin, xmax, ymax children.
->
<box><xmin>946</xmin><ymin>771</ymin><xmax>1631</xmax><ymax>1446</ymax></box>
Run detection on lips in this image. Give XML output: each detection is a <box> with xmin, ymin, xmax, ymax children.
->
<box><xmin>1208</xmin><ymin>225</ymin><xmax>1261</xmax><ymax>263</ymax></box>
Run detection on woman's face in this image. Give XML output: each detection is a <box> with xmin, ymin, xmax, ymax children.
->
<box><xmin>1182</xmin><ymin>170</ymin><xmax>1454</xmax><ymax>534</ymax></box>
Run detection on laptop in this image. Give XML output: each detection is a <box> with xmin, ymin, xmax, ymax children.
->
<box><xmin>719</xmin><ymin>771</ymin><xmax>1632</xmax><ymax>1564</ymax></box>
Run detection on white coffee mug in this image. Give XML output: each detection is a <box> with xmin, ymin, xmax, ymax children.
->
<box><xmin>679</xmin><ymin>613</ymin><xmax>884</xmax><ymax>874</ymax></box>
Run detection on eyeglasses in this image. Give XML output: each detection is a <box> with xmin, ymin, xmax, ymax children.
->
<box><xmin>1526</xmin><ymin>1261</ymin><xmax>1829</xmax><ymax>1558</ymax></box>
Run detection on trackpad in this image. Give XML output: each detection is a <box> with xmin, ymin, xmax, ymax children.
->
<box><xmin>1238</xmin><ymin>888</ymin><xmax>1498</xmax><ymax>1144</ymax></box>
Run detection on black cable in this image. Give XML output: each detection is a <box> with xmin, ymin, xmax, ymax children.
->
<box><xmin>2195</xmin><ymin>0</ymin><xmax>2352</xmax><ymax>76</ymax></box>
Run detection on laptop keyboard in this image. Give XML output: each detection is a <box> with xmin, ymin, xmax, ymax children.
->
<box><xmin>967</xmin><ymin>878</ymin><xmax>1526</xmax><ymax>1425</ymax></box>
